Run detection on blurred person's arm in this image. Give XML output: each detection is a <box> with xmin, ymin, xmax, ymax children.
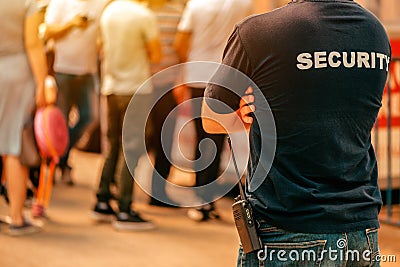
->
<box><xmin>173</xmin><ymin>0</ymin><xmax>193</xmax><ymax>63</ymax></box>
<box><xmin>146</xmin><ymin>38</ymin><xmax>162</xmax><ymax>64</ymax></box>
<box><xmin>173</xmin><ymin>31</ymin><xmax>191</xmax><ymax>63</ymax></box>
<box><xmin>172</xmin><ymin>84</ymin><xmax>188</xmax><ymax>105</ymax></box>
<box><xmin>96</xmin><ymin>0</ymin><xmax>114</xmax><ymax>61</ymax></box>
<box><xmin>172</xmin><ymin>9</ymin><xmax>192</xmax><ymax>103</ymax></box>
<box><xmin>97</xmin><ymin>34</ymin><xmax>104</xmax><ymax>61</ymax></box>
<box><xmin>172</xmin><ymin>65</ymin><xmax>189</xmax><ymax>105</ymax></box>
<box><xmin>43</xmin><ymin>15</ymin><xmax>89</xmax><ymax>41</ymax></box>
<box><xmin>202</xmin><ymin>87</ymin><xmax>255</xmax><ymax>134</ymax></box>
<box><xmin>25</xmin><ymin>9</ymin><xmax>49</xmax><ymax>107</ymax></box>
<box><xmin>143</xmin><ymin>9</ymin><xmax>162</xmax><ymax>64</ymax></box>
<box><xmin>170</xmin><ymin>0</ymin><xmax>192</xmax><ymax>104</ymax></box>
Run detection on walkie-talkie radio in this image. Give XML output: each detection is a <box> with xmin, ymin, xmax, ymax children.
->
<box><xmin>228</xmin><ymin>137</ymin><xmax>262</xmax><ymax>254</ymax></box>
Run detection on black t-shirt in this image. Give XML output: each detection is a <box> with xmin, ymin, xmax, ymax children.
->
<box><xmin>205</xmin><ymin>0</ymin><xmax>391</xmax><ymax>233</ymax></box>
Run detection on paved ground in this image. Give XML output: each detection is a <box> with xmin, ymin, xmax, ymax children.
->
<box><xmin>0</xmin><ymin>149</ymin><xmax>399</xmax><ymax>267</ymax></box>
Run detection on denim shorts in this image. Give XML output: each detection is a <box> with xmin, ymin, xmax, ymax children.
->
<box><xmin>237</xmin><ymin>220</ymin><xmax>380</xmax><ymax>267</ymax></box>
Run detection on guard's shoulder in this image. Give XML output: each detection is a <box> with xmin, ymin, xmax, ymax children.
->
<box><xmin>235</xmin><ymin>12</ymin><xmax>267</xmax><ymax>33</ymax></box>
<box><xmin>236</xmin><ymin>5</ymin><xmax>289</xmax><ymax>31</ymax></box>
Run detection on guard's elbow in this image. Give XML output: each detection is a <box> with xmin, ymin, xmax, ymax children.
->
<box><xmin>201</xmin><ymin>118</ymin><xmax>213</xmax><ymax>133</ymax></box>
<box><xmin>201</xmin><ymin>117</ymin><xmax>227</xmax><ymax>134</ymax></box>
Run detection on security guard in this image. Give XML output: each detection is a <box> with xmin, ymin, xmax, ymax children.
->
<box><xmin>202</xmin><ymin>0</ymin><xmax>391</xmax><ymax>266</ymax></box>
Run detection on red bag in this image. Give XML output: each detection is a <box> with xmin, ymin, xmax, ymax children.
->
<box><xmin>34</xmin><ymin>106</ymin><xmax>69</xmax><ymax>160</ymax></box>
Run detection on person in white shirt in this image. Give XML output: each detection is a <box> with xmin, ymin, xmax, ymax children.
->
<box><xmin>174</xmin><ymin>0</ymin><xmax>253</xmax><ymax>221</ymax></box>
<box><xmin>44</xmin><ymin>0</ymin><xmax>109</xmax><ymax>185</ymax></box>
<box><xmin>91</xmin><ymin>0</ymin><xmax>162</xmax><ymax>231</ymax></box>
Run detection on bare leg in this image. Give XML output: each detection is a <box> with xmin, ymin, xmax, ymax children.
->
<box><xmin>3</xmin><ymin>155</ymin><xmax>28</xmax><ymax>226</ymax></box>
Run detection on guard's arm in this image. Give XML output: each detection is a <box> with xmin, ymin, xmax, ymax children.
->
<box><xmin>202</xmin><ymin>87</ymin><xmax>255</xmax><ymax>134</ymax></box>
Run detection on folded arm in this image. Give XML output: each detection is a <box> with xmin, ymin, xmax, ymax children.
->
<box><xmin>202</xmin><ymin>87</ymin><xmax>255</xmax><ymax>134</ymax></box>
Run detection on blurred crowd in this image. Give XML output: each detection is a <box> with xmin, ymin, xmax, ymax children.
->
<box><xmin>0</xmin><ymin>0</ymin><xmax>256</xmax><ymax>236</ymax></box>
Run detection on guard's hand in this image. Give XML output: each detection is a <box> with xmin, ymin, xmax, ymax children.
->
<box><xmin>237</xmin><ymin>87</ymin><xmax>255</xmax><ymax>131</ymax></box>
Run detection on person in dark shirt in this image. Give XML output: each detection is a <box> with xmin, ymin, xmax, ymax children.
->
<box><xmin>202</xmin><ymin>0</ymin><xmax>391</xmax><ymax>266</ymax></box>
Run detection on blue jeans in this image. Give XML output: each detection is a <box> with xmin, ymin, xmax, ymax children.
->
<box><xmin>55</xmin><ymin>72</ymin><xmax>96</xmax><ymax>167</ymax></box>
<box><xmin>237</xmin><ymin>221</ymin><xmax>380</xmax><ymax>267</ymax></box>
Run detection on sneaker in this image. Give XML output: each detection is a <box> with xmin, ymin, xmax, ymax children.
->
<box><xmin>112</xmin><ymin>211</ymin><xmax>155</xmax><ymax>231</ymax></box>
<box><xmin>90</xmin><ymin>202</ymin><xmax>116</xmax><ymax>222</ymax></box>
<box><xmin>187</xmin><ymin>204</ymin><xmax>220</xmax><ymax>222</ymax></box>
<box><xmin>187</xmin><ymin>208</ymin><xmax>205</xmax><ymax>221</ymax></box>
<box><xmin>8</xmin><ymin>221</ymin><xmax>41</xmax><ymax>236</ymax></box>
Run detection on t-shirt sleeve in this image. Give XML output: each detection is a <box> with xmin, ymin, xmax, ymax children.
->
<box><xmin>205</xmin><ymin>26</ymin><xmax>253</xmax><ymax>113</ymax></box>
<box><xmin>177</xmin><ymin>0</ymin><xmax>193</xmax><ymax>32</ymax></box>
<box><xmin>143</xmin><ymin>12</ymin><xmax>159</xmax><ymax>42</ymax></box>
